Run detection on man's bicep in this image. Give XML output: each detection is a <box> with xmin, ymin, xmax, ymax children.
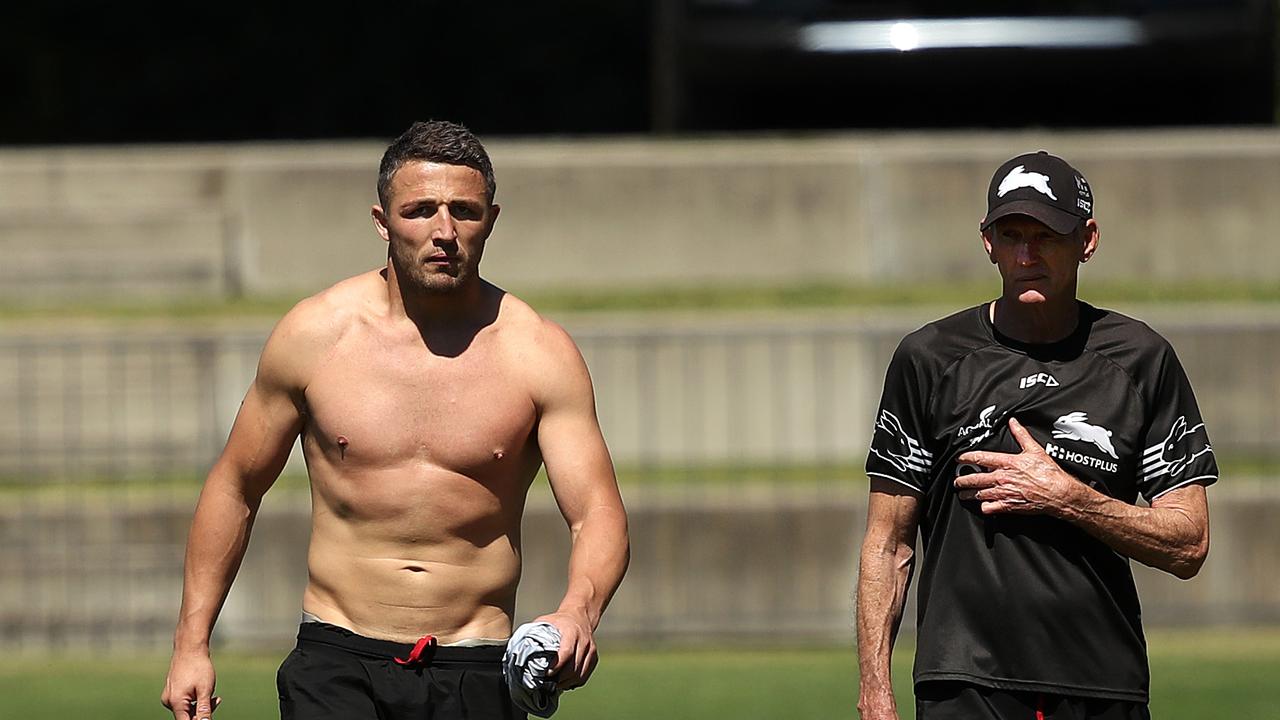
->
<box><xmin>210</xmin><ymin>321</ymin><xmax>310</xmax><ymax>496</ymax></box>
<box><xmin>539</xmin><ymin>415</ymin><xmax>619</xmax><ymax>522</ymax></box>
<box><xmin>865</xmin><ymin>477</ymin><xmax>923</xmax><ymax>544</ymax></box>
<box><xmin>865</xmin><ymin>338</ymin><xmax>936</xmax><ymax>495</ymax></box>
<box><xmin>219</xmin><ymin>378</ymin><xmax>304</xmax><ymax>481</ymax></box>
<box><xmin>1137</xmin><ymin>345</ymin><xmax>1218</xmax><ymax>502</ymax></box>
<box><xmin>1149</xmin><ymin>482</ymin><xmax>1209</xmax><ymax>525</ymax></box>
<box><xmin>534</xmin><ymin>334</ymin><xmax>620</xmax><ymax>523</ymax></box>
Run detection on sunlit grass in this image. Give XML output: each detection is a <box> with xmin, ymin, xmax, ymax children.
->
<box><xmin>3</xmin><ymin>280</ymin><xmax>1280</xmax><ymax>322</ymax></box>
<box><xmin>1</xmin><ymin>454</ymin><xmax>1276</xmax><ymax>503</ymax></box>
<box><xmin>3</xmin><ymin>628</ymin><xmax>1278</xmax><ymax>720</ymax></box>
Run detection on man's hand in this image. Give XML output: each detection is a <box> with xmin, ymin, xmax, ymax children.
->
<box><xmin>161</xmin><ymin>650</ymin><xmax>221</xmax><ymax>720</ymax></box>
<box><xmin>534</xmin><ymin>609</ymin><xmax>598</xmax><ymax>691</ymax></box>
<box><xmin>954</xmin><ymin>417</ymin><xmax>1084</xmax><ymax>516</ymax></box>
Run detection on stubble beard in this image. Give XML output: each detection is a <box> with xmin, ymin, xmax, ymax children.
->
<box><xmin>389</xmin><ymin>242</ymin><xmax>479</xmax><ymax>295</ymax></box>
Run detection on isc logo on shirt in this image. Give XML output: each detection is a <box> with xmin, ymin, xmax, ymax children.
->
<box><xmin>1019</xmin><ymin>372</ymin><xmax>1060</xmax><ymax>389</ymax></box>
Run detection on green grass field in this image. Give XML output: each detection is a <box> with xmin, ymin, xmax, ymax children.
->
<box><xmin>4</xmin><ymin>279</ymin><xmax>1280</xmax><ymax>322</ymax></box>
<box><xmin>8</xmin><ymin>452</ymin><xmax>1280</xmax><ymax>498</ymax></box>
<box><xmin>4</xmin><ymin>628</ymin><xmax>1278</xmax><ymax>719</ymax></box>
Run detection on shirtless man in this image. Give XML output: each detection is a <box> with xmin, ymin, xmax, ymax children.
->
<box><xmin>161</xmin><ymin>120</ymin><xmax>630</xmax><ymax>720</ymax></box>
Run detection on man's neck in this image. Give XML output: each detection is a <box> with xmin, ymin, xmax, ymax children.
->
<box><xmin>990</xmin><ymin>295</ymin><xmax>1081</xmax><ymax>345</ymax></box>
<box><xmin>383</xmin><ymin>264</ymin><xmax>492</xmax><ymax>335</ymax></box>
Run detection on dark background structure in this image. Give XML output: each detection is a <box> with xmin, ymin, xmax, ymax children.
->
<box><xmin>0</xmin><ymin>2</ymin><xmax>650</xmax><ymax>143</ymax></box>
<box><xmin>2</xmin><ymin>0</ymin><xmax>1275</xmax><ymax>144</ymax></box>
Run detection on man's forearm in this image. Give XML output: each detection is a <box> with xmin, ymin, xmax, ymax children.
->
<box><xmin>173</xmin><ymin>474</ymin><xmax>263</xmax><ymax>650</ymax></box>
<box><xmin>1053</xmin><ymin>483</ymin><xmax>1208</xmax><ymax>579</ymax></box>
<box><xmin>558</xmin><ymin>505</ymin><xmax>629</xmax><ymax>628</ymax></box>
<box><xmin>955</xmin><ymin>421</ymin><xmax>1210</xmax><ymax>580</ymax></box>
<box><xmin>856</xmin><ymin>532</ymin><xmax>913</xmax><ymax>714</ymax></box>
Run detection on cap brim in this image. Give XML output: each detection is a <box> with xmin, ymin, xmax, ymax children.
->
<box><xmin>981</xmin><ymin>200</ymin><xmax>1081</xmax><ymax>235</ymax></box>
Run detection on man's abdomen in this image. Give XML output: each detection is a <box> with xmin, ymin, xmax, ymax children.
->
<box><xmin>301</xmin><ymin>464</ymin><xmax>530</xmax><ymax>644</ymax></box>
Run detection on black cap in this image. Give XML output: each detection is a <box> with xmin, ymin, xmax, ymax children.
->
<box><xmin>981</xmin><ymin>151</ymin><xmax>1093</xmax><ymax>235</ymax></box>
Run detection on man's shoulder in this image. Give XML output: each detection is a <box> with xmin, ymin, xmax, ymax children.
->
<box><xmin>1085</xmin><ymin>304</ymin><xmax>1177</xmax><ymax>361</ymax></box>
<box><xmin>488</xmin><ymin>290</ymin><xmax>591</xmax><ymax>403</ymax></box>
<box><xmin>896</xmin><ymin>304</ymin><xmax>992</xmax><ymax>364</ymax></box>
<box><xmin>491</xmin><ymin>289</ymin><xmax>580</xmax><ymax>359</ymax></box>
<box><xmin>266</xmin><ymin>271</ymin><xmax>381</xmax><ymax>363</ymax></box>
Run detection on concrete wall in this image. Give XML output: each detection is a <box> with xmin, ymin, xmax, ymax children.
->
<box><xmin>4</xmin><ymin>130</ymin><xmax>1280</xmax><ymax>300</ymax></box>
<box><xmin>3</xmin><ymin>482</ymin><xmax>1275</xmax><ymax>653</ymax></box>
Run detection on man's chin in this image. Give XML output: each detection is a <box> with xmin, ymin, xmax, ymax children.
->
<box><xmin>420</xmin><ymin>278</ymin><xmax>466</xmax><ymax>294</ymax></box>
<box><xmin>407</xmin><ymin>269</ymin><xmax>470</xmax><ymax>294</ymax></box>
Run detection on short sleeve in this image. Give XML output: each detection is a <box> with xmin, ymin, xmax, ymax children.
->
<box><xmin>865</xmin><ymin>338</ymin><xmax>935</xmax><ymax>494</ymax></box>
<box><xmin>1138</xmin><ymin>345</ymin><xmax>1218</xmax><ymax>502</ymax></box>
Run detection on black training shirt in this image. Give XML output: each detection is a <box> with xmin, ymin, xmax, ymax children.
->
<box><xmin>865</xmin><ymin>302</ymin><xmax>1217</xmax><ymax>702</ymax></box>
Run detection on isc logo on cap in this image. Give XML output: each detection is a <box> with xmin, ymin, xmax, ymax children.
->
<box><xmin>1075</xmin><ymin>174</ymin><xmax>1093</xmax><ymax>213</ymax></box>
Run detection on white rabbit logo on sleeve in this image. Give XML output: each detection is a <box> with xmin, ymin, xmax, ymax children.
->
<box><xmin>1143</xmin><ymin>416</ymin><xmax>1213</xmax><ymax>481</ymax></box>
<box><xmin>871</xmin><ymin>410</ymin><xmax>933</xmax><ymax>474</ymax></box>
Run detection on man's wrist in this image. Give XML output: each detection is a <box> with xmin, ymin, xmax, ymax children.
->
<box><xmin>857</xmin><ymin>686</ymin><xmax>897</xmax><ymax>715</ymax></box>
<box><xmin>554</xmin><ymin>601</ymin><xmax>600</xmax><ymax>628</ymax></box>
<box><xmin>1051</xmin><ymin>471</ymin><xmax>1102</xmax><ymax>522</ymax></box>
<box><xmin>173</xmin><ymin>622</ymin><xmax>212</xmax><ymax>653</ymax></box>
<box><xmin>173</xmin><ymin>640</ymin><xmax>211</xmax><ymax>655</ymax></box>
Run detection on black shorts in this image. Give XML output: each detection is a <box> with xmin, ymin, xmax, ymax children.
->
<box><xmin>277</xmin><ymin>621</ymin><xmax>525</xmax><ymax>720</ymax></box>
<box><xmin>916</xmin><ymin>681</ymin><xmax>1150</xmax><ymax>720</ymax></box>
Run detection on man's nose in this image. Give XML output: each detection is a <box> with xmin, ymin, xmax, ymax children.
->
<box><xmin>433</xmin><ymin>209</ymin><xmax>459</xmax><ymax>242</ymax></box>
<box><xmin>1016</xmin><ymin>239</ymin><xmax>1038</xmax><ymax>264</ymax></box>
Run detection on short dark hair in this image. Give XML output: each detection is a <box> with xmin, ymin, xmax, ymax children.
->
<box><xmin>377</xmin><ymin>120</ymin><xmax>496</xmax><ymax>207</ymax></box>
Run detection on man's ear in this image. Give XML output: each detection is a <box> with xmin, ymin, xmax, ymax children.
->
<box><xmin>485</xmin><ymin>203</ymin><xmax>501</xmax><ymax>239</ymax></box>
<box><xmin>1080</xmin><ymin>218</ymin><xmax>1099</xmax><ymax>263</ymax></box>
<box><xmin>981</xmin><ymin>227</ymin><xmax>996</xmax><ymax>264</ymax></box>
<box><xmin>372</xmin><ymin>205</ymin><xmax>391</xmax><ymax>243</ymax></box>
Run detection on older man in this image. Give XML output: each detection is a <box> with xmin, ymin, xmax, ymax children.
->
<box><xmin>856</xmin><ymin>151</ymin><xmax>1215</xmax><ymax>720</ymax></box>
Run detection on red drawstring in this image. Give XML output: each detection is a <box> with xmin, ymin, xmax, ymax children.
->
<box><xmin>394</xmin><ymin>635</ymin><xmax>437</xmax><ymax>666</ymax></box>
<box><xmin>1036</xmin><ymin>693</ymin><xmax>1046</xmax><ymax>720</ymax></box>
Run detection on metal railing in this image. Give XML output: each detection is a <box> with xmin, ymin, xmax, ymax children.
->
<box><xmin>2</xmin><ymin>313</ymin><xmax>1277</xmax><ymax>651</ymax></box>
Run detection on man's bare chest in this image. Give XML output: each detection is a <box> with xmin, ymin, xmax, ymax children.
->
<box><xmin>302</xmin><ymin>340</ymin><xmax>538</xmax><ymax>474</ymax></box>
